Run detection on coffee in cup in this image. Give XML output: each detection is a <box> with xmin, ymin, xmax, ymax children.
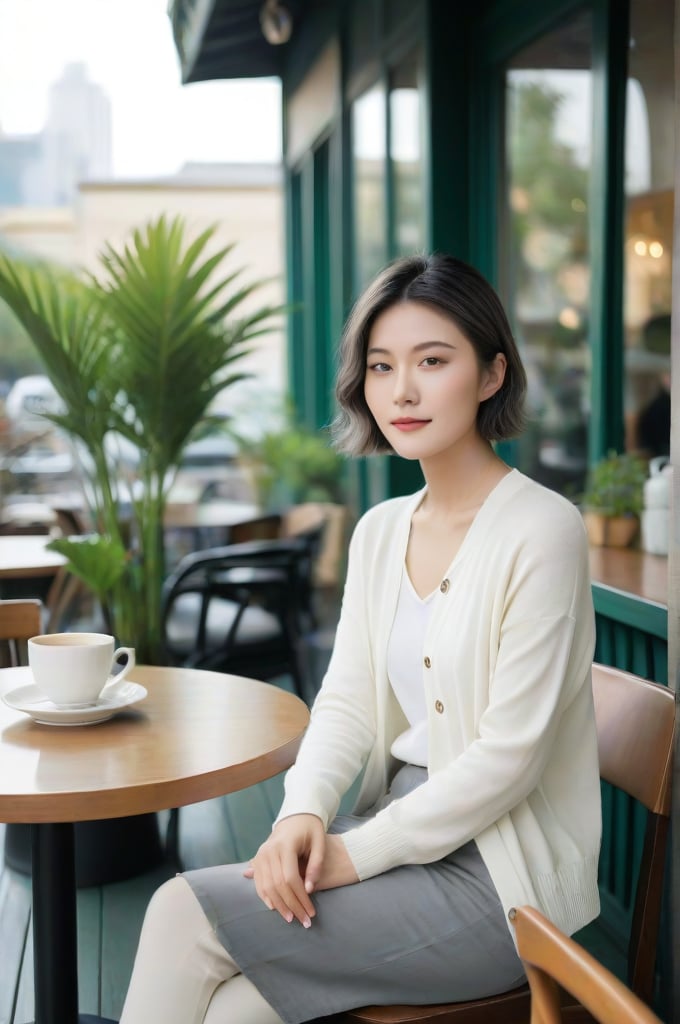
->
<box><xmin>28</xmin><ymin>633</ymin><xmax>136</xmax><ymax>709</ymax></box>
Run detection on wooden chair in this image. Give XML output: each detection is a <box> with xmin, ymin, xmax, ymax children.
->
<box><xmin>510</xmin><ymin>904</ymin><xmax>662</xmax><ymax>1024</ymax></box>
<box><xmin>338</xmin><ymin>664</ymin><xmax>674</xmax><ymax>1024</ymax></box>
<box><xmin>0</xmin><ymin>598</ymin><xmax>42</xmax><ymax>667</ymax></box>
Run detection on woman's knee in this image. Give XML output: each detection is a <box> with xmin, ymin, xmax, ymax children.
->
<box><xmin>143</xmin><ymin>875</ymin><xmax>208</xmax><ymax>938</ymax></box>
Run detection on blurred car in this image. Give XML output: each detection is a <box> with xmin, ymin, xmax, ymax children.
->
<box><xmin>0</xmin><ymin>442</ymin><xmax>76</xmax><ymax>496</ymax></box>
<box><xmin>5</xmin><ymin>375</ymin><xmax>63</xmax><ymax>438</ymax></box>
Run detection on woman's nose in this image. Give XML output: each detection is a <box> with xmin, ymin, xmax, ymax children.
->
<box><xmin>393</xmin><ymin>369</ymin><xmax>417</xmax><ymax>405</ymax></box>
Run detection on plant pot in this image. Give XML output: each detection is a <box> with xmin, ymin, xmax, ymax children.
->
<box><xmin>582</xmin><ymin>511</ymin><xmax>639</xmax><ymax>548</ymax></box>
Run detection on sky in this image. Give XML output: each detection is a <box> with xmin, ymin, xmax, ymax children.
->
<box><xmin>0</xmin><ymin>0</ymin><xmax>282</xmax><ymax>177</ymax></box>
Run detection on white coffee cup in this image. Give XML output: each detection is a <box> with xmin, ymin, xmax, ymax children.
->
<box><xmin>28</xmin><ymin>633</ymin><xmax>136</xmax><ymax>709</ymax></box>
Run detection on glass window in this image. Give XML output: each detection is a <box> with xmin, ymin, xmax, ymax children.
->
<box><xmin>623</xmin><ymin>0</ymin><xmax>674</xmax><ymax>458</ymax></box>
<box><xmin>352</xmin><ymin>84</ymin><xmax>387</xmax><ymax>289</ymax></box>
<box><xmin>503</xmin><ymin>12</ymin><xmax>593</xmax><ymax>496</ymax></box>
<box><xmin>389</xmin><ymin>52</ymin><xmax>425</xmax><ymax>254</ymax></box>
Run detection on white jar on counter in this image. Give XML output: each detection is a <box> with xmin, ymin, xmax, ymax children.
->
<box><xmin>641</xmin><ymin>456</ymin><xmax>671</xmax><ymax>556</ymax></box>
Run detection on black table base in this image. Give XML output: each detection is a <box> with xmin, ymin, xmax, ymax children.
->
<box><xmin>8</xmin><ymin>812</ymin><xmax>164</xmax><ymax>886</ymax></box>
<box><xmin>31</xmin><ymin>824</ymin><xmax>118</xmax><ymax>1024</ymax></box>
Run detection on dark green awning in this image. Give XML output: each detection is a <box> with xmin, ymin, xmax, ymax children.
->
<box><xmin>169</xmin><ymin>0</ymin><xmax>302</xmax><ymax>83</ymax></box>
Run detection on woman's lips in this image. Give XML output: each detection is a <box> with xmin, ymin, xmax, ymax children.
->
<box><xmin>391</xmin><ymin>418</ymin><xmax>430</xmax><ymax>431</ymax></box>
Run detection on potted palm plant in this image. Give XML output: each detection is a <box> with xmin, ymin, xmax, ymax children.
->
<box><xmin>581</xmin><ymin>450</ymin><xmax>647</xmax><ymax>547</ymax></box>
<box><xmin>0</xmin><ymin>215</ymin><xmax>281</xmax><ymax>662</ymax></box>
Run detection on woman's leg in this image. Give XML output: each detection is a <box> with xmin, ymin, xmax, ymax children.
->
<box><xmin>204</xmin><ymin>974</ymin><xmax>284</xmax><ymax>1024</ymax></box>
<box><xmin>120</xmin><ymin>875</ymin><xmax>238</xmax><ymax>1024</ymax></box>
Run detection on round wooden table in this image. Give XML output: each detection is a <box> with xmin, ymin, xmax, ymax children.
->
<box><xmin>0</xmin><ymin>665</ymin><xmax>310</xmax><ymax>1024</ymax></box>
<box><xmin>0</xmin><ymin>535</ymin><xmax>66</xmax><ymax>580</ymax></box>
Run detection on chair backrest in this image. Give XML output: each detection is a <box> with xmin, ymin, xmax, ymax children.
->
<box><xmin>0</xmin><ymin>598</ymin><xmax>42</xmax><ymax>667</ymax></box>
<box><xmin>511</xmin><ymin>905</ymin><xmax>662</xmax><ymax>1024</ymax></box>
<box><xmin>282</xmin><ymin>502</ymin><xmax>348</xmax><ymax>589</ymax></box>
<box><xmin>591</xmin><ymin>663</ymin><xmax>674</xmax><ymax>1001</ymax></box>
<box><xmin>161</xmin><ymin>533</ymin><xmax>324</xmax><ymax>666</ymax></box>
<box><xmin>229</xmin><ymin>512</ymin><xmax>282</xmax><ymax>544</ymax></box>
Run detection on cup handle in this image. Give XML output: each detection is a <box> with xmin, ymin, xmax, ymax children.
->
<box><xmin>109</xmin><ymin>647</ymin><xmax>136</xmax><ymax>686</ymax></box>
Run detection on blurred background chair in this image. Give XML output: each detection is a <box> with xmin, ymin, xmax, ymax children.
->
<box><xmin>162</xmin><ymin>513</ymin><xmax>326</xmax><ymax>862</ymax></box>
<box><xmin>337</xmin><ymin>664</ymin><xmax>674</xmax><ymax>1024</ymax></box>
<box><xmin>0</xmin><ymin>597</ymin><xmax>42</xmax><ymax>668</ymax></box>
<box><xmin>162</xmin><ymin>514</ymin><xmax>327</xmax><ymax>702</ymax></box>
<box><xmin>511</xmin><ymin>904</ymin><xmax>662</xmax><ymax>1024</ymax></box>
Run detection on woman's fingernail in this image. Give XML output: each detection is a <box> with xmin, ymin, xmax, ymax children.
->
<box><xmin>303</xmin><ymin>916</ymin><xmax>312</xmax><ymax>929</ymax></box>
<box><xmin>286</xmin><ymin>913</ymin><xmax>293</xmax><ymax>923</ymax></box>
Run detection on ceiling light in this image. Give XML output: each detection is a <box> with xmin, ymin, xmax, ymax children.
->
<box><xmin>260</xmin><ymin>0</ymin><xmax>293</xmax><ymax>45</ymax></box>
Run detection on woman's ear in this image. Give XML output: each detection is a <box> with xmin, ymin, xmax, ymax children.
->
<box><xmin>479</xmin><ymin>353</ymin><xmax>507</xmax><ymax>401</ymax></box>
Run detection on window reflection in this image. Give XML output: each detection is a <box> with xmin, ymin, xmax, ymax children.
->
<box><xmin>503</xmin><ymin>12</ymin><xmax>592</xmax><ymax>496</ymax></box>
<box><xmin>352</xmin><ymin>84</ymin><xmax>387</xmax><ymax>288</ymax></box>
<box><xmin>390</xmin><ymin>53</ymin><xmax>425</xmax><ymax>254</ymax></box>
<box><xmin>624</xmin><ymin>0</ymin><xmax>674</xmax><ymax>458</ymax></box>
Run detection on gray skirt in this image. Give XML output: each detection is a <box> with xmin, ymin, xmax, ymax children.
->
<box><xmin>185</xmin><ymin>766</ymin><xmax>525</xmax><ymax>1024</ymax></box>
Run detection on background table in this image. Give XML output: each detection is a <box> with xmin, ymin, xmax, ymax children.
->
<box><xmin>0</xmin><ymin>665</ymin><xmax>310</xmax><ymax>1024</ymax></box>
<box><xmin>0</xmin><ymin>535</ymin><xmax>65</xmax><ymax>580</ymax></box>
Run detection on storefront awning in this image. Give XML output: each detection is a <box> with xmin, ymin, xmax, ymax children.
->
<box><xmin>169</xmin><ymin>0</ymin><xmax>304</xmax><ymax>84</ymax></box>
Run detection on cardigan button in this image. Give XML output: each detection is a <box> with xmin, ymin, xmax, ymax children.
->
<box><xmin>435</xmin><ymin>700</ymin><xmax>445</xmax><ymax>714</ymax></box>
<box><xmin>440</xmin><ymin>578</ymin><xmax>450</xmax><ymax>593</ymax></box>
<box><xmin>424</xmin><ymin>656</ymin><xmax>431</xmax><ymax>669</ymax></box>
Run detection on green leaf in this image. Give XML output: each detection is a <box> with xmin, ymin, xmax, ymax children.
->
<box><xmin>47</xmin><ymin>535</ymin><xmax>127</xmax><ymax>599</ymax></box>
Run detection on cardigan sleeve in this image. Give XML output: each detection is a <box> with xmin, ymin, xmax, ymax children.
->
<box><xmin>340</xmin><ymin>518</ymin><xmax>596</xmax><ymax>880</ymax></box>
<box><xmin>274</xmin><ymin>519</ymin><xmax>378</xmax><ymax>829</ymax></box>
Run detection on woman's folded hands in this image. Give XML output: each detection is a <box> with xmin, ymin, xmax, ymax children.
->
<box><xmin>244</xmin><ymin>813</ymin><xmax>359</xmax><ymax>927</ymax></box>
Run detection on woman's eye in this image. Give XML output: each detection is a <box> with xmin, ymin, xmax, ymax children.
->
<box><xmin>421</xmin><ymin>356</ymin><xmax>443</xmax><ymax>367</ymax></box>
<box><xmin>367</xmin><ymin>362</ymin><xmax>391</xmax><ymax>373</ymax></box>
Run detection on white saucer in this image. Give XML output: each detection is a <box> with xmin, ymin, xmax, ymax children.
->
<box><xmin>1</xmin><ymin>680</ymin><xmax>148</xmax><ymax>726</ymax></box>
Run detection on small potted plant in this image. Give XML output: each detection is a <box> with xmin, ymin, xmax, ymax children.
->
<box><xmin>580</xmin><ymin>450</ymin><xmax>647</xmax><ymax>547</ymax></box>
<box><xmin>238</xmin><ymin>418</ymin><xmax>345</xmax><ymax>511</ymax></box>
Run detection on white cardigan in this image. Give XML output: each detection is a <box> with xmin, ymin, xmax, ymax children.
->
<box><xmin>277</xmin><ymin>469</ymin><xmax>601</xmax><ymax>937</ymax></box>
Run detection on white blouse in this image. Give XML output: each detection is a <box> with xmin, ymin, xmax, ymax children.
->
<box><xmin>387</xmin><ymin>569</ymin><xmax>435</xmax><ymax>767</ymax></box>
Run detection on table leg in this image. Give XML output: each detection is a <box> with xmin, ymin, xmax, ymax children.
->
<box><xmin>32</xmin><ymin>824</ymin><xmax>117</xmax><ymax>1024</ymax></box>
<box><xmin>33</xmin><ymin>822</ymin><xmax>78</xmax><ymax>1024</ymax></box>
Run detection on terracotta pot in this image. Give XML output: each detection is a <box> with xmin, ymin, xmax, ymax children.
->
<box><xmin>582</xmin><ymin>511</ymin><xmax>639</xmax><ymax>548</ymax></box>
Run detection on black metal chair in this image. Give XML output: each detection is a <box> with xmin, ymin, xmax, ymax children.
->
<box><xmin>161</xmin><ymin>521</ymin><xmax>325</xmax><ymax>863</ymax></box>
<box><xmin>161</xmin><ymin>519</ymin><xmax>326</xmax><ymax>701</ymax></box>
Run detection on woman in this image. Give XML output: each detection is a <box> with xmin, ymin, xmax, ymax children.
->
<box><xmin>121</xmin><ymin>254</ymin><xmax>601</xmax><ymax>1024</ymax></box>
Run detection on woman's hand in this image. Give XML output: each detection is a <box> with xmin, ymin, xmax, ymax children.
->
<box><xmin>244</xmin><ymin>814</ymin><xmax>325</xmax><ymax>927</ymax></box>
<box><xmin>313</xmin><ymin>834</ymin><xmax>359</xmax><ymax>891</ymax></box>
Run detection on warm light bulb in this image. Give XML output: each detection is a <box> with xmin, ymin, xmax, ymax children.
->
<box><xmin>633</xmin><ymin>240</ymin><xmax>648</xmax><ymax>256</ymax></box>
<box><xmin>649</xmin><ymin>241</ymin><xmax>664</xmax><ymax>258</ymax></box>
<box><xmin>558</xmin><ymin>307</ymin><xmax>581</xmax><ymax>330</ymax></box>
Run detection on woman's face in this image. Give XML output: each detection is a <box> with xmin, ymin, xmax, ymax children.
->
<box><xmin>363</xmin><ymin>300</ymin><xmax>505</xmax><ymax>462</ymax></box>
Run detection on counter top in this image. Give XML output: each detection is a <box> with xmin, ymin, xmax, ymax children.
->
<box><xmin>588</xmin><ymin>545</ymin><xmax>667</xmax><ymax>608</ymax></box>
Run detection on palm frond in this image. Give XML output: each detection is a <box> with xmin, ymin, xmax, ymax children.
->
<box><xmin>0</xmin><ymin>216</ymin><xmax>284</xmax><ymax>664</ymax></box>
